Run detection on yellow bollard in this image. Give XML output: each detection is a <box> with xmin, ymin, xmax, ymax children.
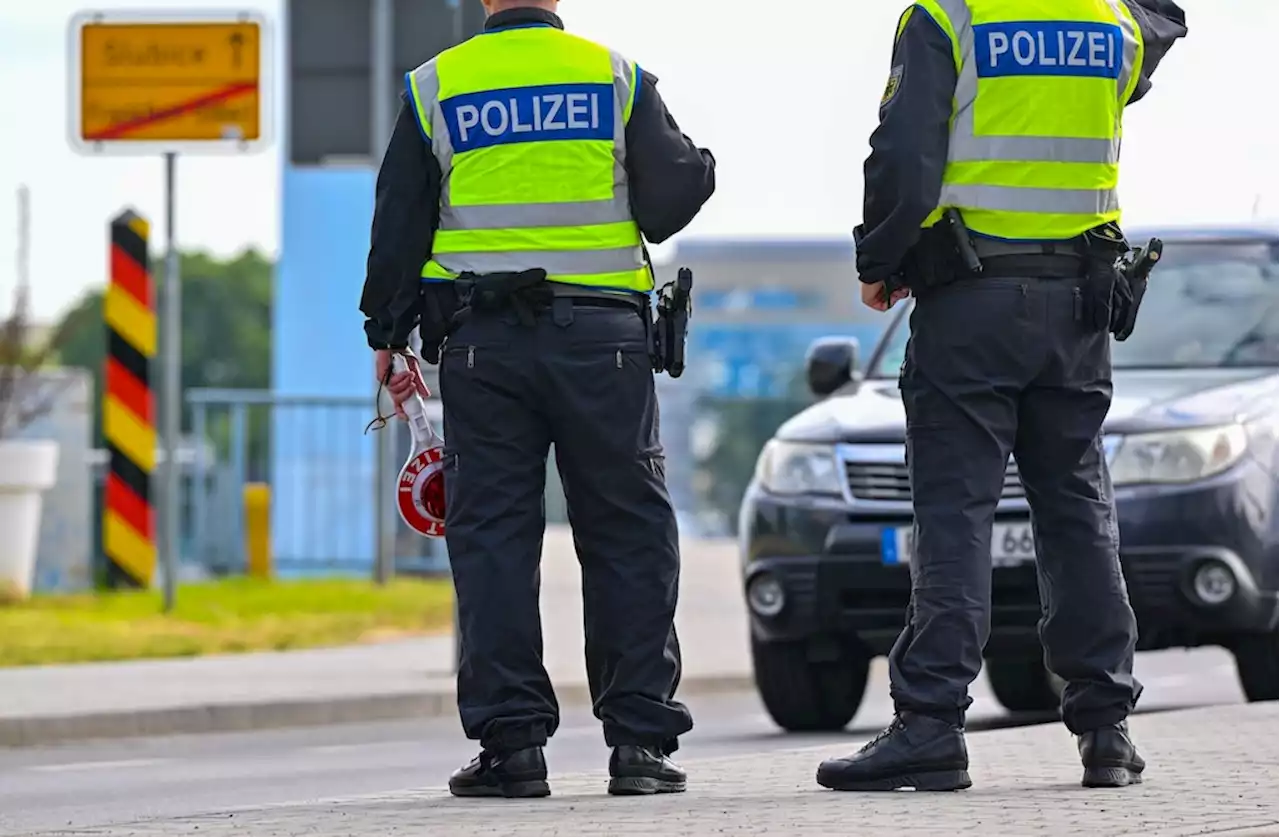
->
<box><xmin>243</xmin><ymin>483</ymin><xmax>273</xmax><ymax>580</ymax></box>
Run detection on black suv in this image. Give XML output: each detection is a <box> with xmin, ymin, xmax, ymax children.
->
<box><xmin>738</xmin><ymin>225</ymin><xmax>1279</xmax><ymax>731</ymax></box>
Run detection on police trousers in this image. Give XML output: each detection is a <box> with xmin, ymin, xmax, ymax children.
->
<box><xmin>437</xmin><ymin>301</ymin><xmax>693</xmax><ymax>754</ymax></box>
<box><xmin>889</xmin><ymin>276</ymin><xmax>1144</xmax><ymax>734</ymax></box>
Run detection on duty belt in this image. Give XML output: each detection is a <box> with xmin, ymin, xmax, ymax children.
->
<box><xmin>970</xmin><ymin>237</ymin><xmax>1086</xmax><ymax>280</ymax></box>
<box><xmin>546</xmin><ymin>281</ymin><xmax>646</xmax><ymax>312</ymax></box>
<box><xmin>453</xmin><ymin>271</ymin><xmax>645</xmax><ymax>328</ymax></box>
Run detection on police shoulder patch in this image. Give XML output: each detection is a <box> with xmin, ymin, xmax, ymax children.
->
<box><xmin>881</xmin><ymin>65</ymin><xmax>904</xmax><ymax>107</ymax></box>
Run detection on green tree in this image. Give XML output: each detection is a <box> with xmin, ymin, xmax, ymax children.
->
<box><xmin>52</xmin><ymin>249</ymin><xmax>273</xmax><ymax>459</ymax></box>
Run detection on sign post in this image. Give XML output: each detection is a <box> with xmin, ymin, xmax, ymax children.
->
<box><xmin>69</xmin><ymin>10</ymin><xmax>272</xmax><ymax>611</ymax></box>
<box><xmin>371</xmin><ymin>0</ymin><xmax>395</xmax><ymax>587</ymax></box>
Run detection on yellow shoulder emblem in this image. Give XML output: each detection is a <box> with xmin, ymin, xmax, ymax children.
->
<box><xmin>881</xmin><ymin>65</ymin><xmax>904</xmax><ymax>107</ymax></box>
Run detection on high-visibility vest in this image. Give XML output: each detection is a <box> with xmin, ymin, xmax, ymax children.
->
<box><xmin>909</xmin><ymin>0</ymin><xmax>1145</xmax><ymax>240</ymax></box>
<box><xmin>405</xmin><ymin>24</ymin><xmax>651</xmax><ymax>293</ymax></box>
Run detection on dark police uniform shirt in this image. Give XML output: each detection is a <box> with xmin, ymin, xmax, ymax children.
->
<box><xmin>856</xmin><ymin>0</ymin><xmax>1189</xmax><ymax>287</ymax></box>
<box><xmin>359</xmin><ymin>6</ymin><xmax>717</xmax><ymax>350</ymax></box>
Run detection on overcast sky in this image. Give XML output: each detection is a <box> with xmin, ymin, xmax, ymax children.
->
<box><xmin>0</xmin><ymin>0</ymin><xmax>1275</xmax><ymax>321</ymax></box>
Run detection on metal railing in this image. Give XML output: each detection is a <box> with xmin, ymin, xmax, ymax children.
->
<box><xmin>185</xmin><ymin>388</ymin><xmax>450</xmax><ymax>579</ymax></box>
<box><xmin>179</xmin><ymin>381</ymin><xmax>753</xmax><ymax>574</ymax></box>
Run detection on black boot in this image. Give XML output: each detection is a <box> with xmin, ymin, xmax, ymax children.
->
<box><xmin>607</xmin><ymin>745</ymin><xmax>687</xmax><ymax>795</ymax></box>
<box><xmin>816</xmin><ymin>713</ymin><xmax>971</xmax><ymax>792</ymax></box>
<box><xmin>448</xmin><ymin>747</ymin><xmax>550</xmax><ymax>798</ymax></box>
<box><xmin>1079</xmin><ymin>721</ymin><xmax>1145</xmax><ymax>788</ymax></box>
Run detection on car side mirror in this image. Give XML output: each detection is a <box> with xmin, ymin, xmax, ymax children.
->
<box><xmin>805</xmin><ymin>337</ymin><xmax>862</xmax><ymax>398</ymax></box>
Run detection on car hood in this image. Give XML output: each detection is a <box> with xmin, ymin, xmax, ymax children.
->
<box><xmin>776</xmin><ymin>368</ymin><xmax>1279</xmax><ymax>444</ymax></box>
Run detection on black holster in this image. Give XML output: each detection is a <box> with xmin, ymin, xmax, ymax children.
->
<box><xmin>1076</xmin><ymin>223</ymin><xmax>1128</xmax><ymax>333</ymax></box>
<box><xmin>1110</xmin><ymin>235</ymin><xmax>1162</xmax><ymax>342</ymax></box>
<box><xmin>899</xmin><ymin>222</ymin><xmax>968</xmax><ymax>294</ymax></box>
<box><xmin>453</xmin><ymin>269</ymin><xmax>551</xmax><ymax>328</ymax></box>
<box><xmin>417</xmin><ymin>283</ymin><xmax>462</xmax><ymax>364</ymax></box>
<box><xmin>651</xmin><ymin>268</ymin><xmax>693</xmax><ymax>377</ymax></box>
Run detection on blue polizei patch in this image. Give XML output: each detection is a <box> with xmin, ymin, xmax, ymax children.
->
<box><xmin>973</xmin><ymin>21</ymin><xmax>1123</xmax><ymax>79</ymax></box>
<box><xmin>441</xmin><ymin>82</ymin><xmax>615</xmax><ymax>153</ymax></box>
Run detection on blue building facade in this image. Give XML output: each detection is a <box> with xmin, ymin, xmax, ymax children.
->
<box><xmin>271</xmin><ymin>167</ymin><xmax>382</xmax><ymax>574</ymax></box>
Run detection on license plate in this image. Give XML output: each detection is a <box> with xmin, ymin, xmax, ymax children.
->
<box><xmin>881</xmin><ymin>522</ymin><xmax>1036</xmax><ymax>567</ymax></box>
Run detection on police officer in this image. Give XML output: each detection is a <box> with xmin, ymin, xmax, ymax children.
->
<box><xmin>358</xmin><ymin>0</ymin><xmax>715</xmax><ymax>799</ymax></box>
<box><xmin>816</xmin><ymin>0</ymin><xmax>1187</xmax><ymax>792</ymax></box>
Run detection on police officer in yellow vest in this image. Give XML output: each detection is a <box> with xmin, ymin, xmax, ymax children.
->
<box><xmin>816</xmin><ymin>0</ymin><xmax>1186</xmax><ymax>792</ymax></box>
<box><xmin>359</xmin><ymin>0</ymin><xmax>715</xmax><ymax>799</ymax></box>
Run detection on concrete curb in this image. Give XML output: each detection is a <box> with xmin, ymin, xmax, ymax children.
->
<box><xmin>0</xmin><ymin>673</ymin><xmax>755</xmax><ymax>748</ymax></box>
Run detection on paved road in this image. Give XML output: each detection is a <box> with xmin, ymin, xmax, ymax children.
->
<box><xmin>0</xmin><ymin>647</ymin><xmax>1247</xmax><ymax>837</ymax></box>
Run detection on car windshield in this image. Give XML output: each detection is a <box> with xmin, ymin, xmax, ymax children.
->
<box><xmin>869</xmin><ymin>238</ymin><xmax>1279</xmax><ymax>377</ymax></box>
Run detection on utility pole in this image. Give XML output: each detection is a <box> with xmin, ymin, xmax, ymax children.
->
<box><xmin>15</xmin><ymin>185</ymin><xmax>30</xmax><ymax>311</ymax></box>
<box><xmin>449</xmin><ymin>0</ymin><xmax>463</xmax><ymax>45</ymax></box>
<box><xmin>160</xmin><ymin>153</ymin><xmax>179</xmax><ymax>612</ymax></box>
<box><xmin>371</xmin><ymin>0</ymin><xmax>396</xmax><ymax>585</ymax></box>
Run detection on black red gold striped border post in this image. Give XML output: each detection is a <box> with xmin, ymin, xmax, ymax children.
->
<box><xmin>103</xmin><ymin>209</ymin><xmax>157</xmax><ymax>588</ymax></box>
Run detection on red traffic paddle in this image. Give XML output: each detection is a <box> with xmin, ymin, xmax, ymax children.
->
<box><xmin>392</xmin><ymin>354</ymin><xmax>446</xmax><ymax>538</ymax></box>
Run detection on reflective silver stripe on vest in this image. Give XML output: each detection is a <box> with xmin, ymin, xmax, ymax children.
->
<box><xmin>1104</xmin><ymin>0</ymin><xmax>1141</xmax><ymax>101</ymax></box>
<box><xmin>433</xmin><ymin>246</ymin><xmax>644</xmax><ymax>276</ymax></box>
<box><xmin>442</xmin><ymin>200</ymin><xmax>629</xmax><ymax>231</ymax></box>
<box><xmin>407</xmin><ymin>46</ymin><xmax>637</xmax><ymax>234</ymax></box>
<box><xmin>944</xmin><ymin>183</ymin><xmax>1120</xmax><ymax>215</ymax></box>
<box><xmin>407</xmin><ymin>59</ymin><xmax>459</xmax><ymax>205</ymax></box>
<box><xmin>935</xmin><ymin>0</ymin><xmax>1138</xmax><ymax>215</ymax></box>
<box><xmin>608</xmin><ymin>48</ymin><xmax>634</xmax><ymax>169</ymax></box>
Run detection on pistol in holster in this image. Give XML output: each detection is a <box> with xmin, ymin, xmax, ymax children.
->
<box><xmin>1076</xmin><ymin>224</ymin><xmax>1162</xmax><ymax>340</ymax></box>
<box><xmin>652</xmin><ymin>267</ymin><xmax>694</xmax><ymax>378</ymax></box>
<box><xmin>1077</xmin><ymin>223</ymin><xmax>1128</xmax><ymax>334</ymax></box>
<box><xmin>1111</xmin><ymin>236</ymin><xmax>1162</xmax><ymax>341</ymax></box>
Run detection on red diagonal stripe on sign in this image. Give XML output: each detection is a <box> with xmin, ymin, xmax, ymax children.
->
<box><xmin>107</xmin><ymin>471</ymin><xmax>153</xmax><ymax>539</ymax></box>
<box><xmin>110</xmin><ymin>245</ymin><xmax>151</xmax><ymax>308</ymax></box>
<box><xmin>86</xmin><ymin>81</ymin><xmax>256</xmax><ymax>141</ymax></box>
<box><xmin>107</xmin><ymin>356</ymin><xmax>153</xmax><ymax>424</ymax></box>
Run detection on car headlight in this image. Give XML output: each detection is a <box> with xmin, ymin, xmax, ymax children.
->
<box><xmin>1109</xmin><ymin>424</ymin><xmax>1249</xmax><ymax>486</ymax></box>
<box><xmin>754</xmin><ymin>440</ymin><xmax>843</xmax><ymax>496</ymax></box>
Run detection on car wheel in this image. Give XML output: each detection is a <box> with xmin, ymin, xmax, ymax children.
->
<box><xmin>1232</xmin><ymin>630</ymin><xmax>1279</xmax><ymax>702</ymax></box>
<box><xmin>751</xmin><ymin>637</ymin><xmax>869</xmax><ymax>732</ymax></box>
<box><xmin>985</xmin><ymin>656</ymin><xmax>1061</xmax><ymax>713</ymax></box>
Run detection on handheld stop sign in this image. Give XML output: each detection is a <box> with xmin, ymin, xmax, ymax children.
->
<box><xmin>392</xmin><ymin>354</ymin><xmax>447</xmax><ymax>538</ymax></box>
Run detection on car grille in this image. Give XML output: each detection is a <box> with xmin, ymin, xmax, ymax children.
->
<box><xmin>844</xmin><ymin>460</ymin><xmax>1025</xmax><ymax>501</ymax></box>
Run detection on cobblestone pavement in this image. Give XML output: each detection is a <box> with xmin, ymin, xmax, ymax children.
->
<box><xmin>38</xmin><ymin>703</ymin><xmax>1279</xmax><ymax>836</ymax></box>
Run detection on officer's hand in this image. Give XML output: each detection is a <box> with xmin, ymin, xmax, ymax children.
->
<box><xmin>860</xmin><ymin>280</ymin><xmax>910</xmax><ymax>312</ymax></box>
<box><xmin>374</xmin><ymin>349</ymin><xmax>430</xmax><ymax>420</ymax></box>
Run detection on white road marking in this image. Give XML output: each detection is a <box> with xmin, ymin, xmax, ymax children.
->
<box><xmin>1142</xmin><ymin>666</ymin><xmax>1235</xmax><ymax>691</ymax></box>
<box><xmin>305</xmin><ymin>743</ymin><xmax>399</xmax><ymax>754</ymax></box>
<box><xmin>28</xmin><ymin>758</ymin><xmax>170</xmax><ymax>773</ymax></box>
